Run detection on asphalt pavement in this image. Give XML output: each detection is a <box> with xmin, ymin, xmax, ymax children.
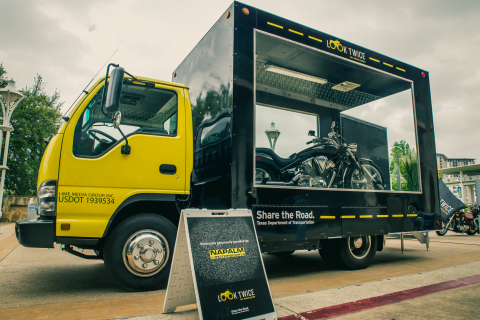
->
<box><xmin>1</xmin><ymin>222</ymin><xmax>480</xmax><ymax>319</ymax></box>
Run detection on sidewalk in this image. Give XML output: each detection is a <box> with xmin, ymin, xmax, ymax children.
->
<box><xmin>128</xmin><ymin>261</ymin><xmax>480</xmax><ymax>319</ymax></box>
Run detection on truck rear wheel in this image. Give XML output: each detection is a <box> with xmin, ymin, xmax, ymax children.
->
<box><xmin>319</xmin><ymin>236</ymin><xmax>376</xmax><ymax>270</ymax></box>
<box><xmin>339</xmin><ymin>236</ymin><xmax>377</xmax><ymax>269</ymax></box>
<box><xmin>103</xmin><ymin>214</ymin><xmax>177</xmax><ymax>291</ymax></box>
<box><xmin>319</xmin><ymin>239</ymin><xmax>342</xmax><ymax>267</ymax></box>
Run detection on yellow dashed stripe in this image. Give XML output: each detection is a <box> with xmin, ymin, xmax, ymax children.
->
<box><xmin>407</xmin><ymin>214</ymin><xmax>417</xmax><ymax>217</ymax></box>
<box><xmin>289</xmin><ymin>29</ymin><xmax>303</xmax><ymax>36</ymax></box>
<box><xmin>369</xmin><ymin>57</ymin><xmax>380</xmax><ymax>63</ymax></box>
<box><xmin>383</xmin><ymin>62</ymin><xmax>393</xmax><ymax>67</ymax></box>
<box><xmin>308</xmin><ymin>35</ymin><xmax>322</xmax><ymax>42</ymax></box>
<box><xmin>360</xmin><ymin>215</ymin><xmax>373</xmax><ymax>218</ymax></box>
<box><xmin>341</xmin><ymin>215</ymin><xmax>356</xmax><ymax>219</ymax></box>
<box><xmin>392</xmin><ymin>214</ymin><xmax>404</xmax><ymax>218</ymax></box>
<box><xmin>377</xmin><ymin>215</ymin><xmax>389</xmax><ymax>218</ymax></box>
<box><xmin>267</xmin><ymin>22</ymin><xmax>283</xmax><ymax>29</ymax></box>
<box><xmin>320</xmin><ymin>216</ymin><xmax>336</xmax><ymax>219</ymax></box>
<box><xmin>396</xmin><ymin>67</ymin><xmax>406</xmax><ymax>72</ymax></box>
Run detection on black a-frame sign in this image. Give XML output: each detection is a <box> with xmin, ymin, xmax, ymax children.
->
<box><xmin>163</xmin><ymin>209</ymin><xmax>276</xmax><ymax>320</ymax></box>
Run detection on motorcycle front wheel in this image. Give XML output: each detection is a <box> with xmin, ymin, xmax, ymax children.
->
<box><xmin>346</xmin><ymin>160</ymin><xmax>384</xmax><ymax>190</ymax></box>
<box><xmin>436</xmin><ymin>222</ymin><xmax>448</xmax><ymax>236</ymax></box>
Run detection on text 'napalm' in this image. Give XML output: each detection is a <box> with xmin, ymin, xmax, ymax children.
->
<box><xmin>209</xmin><ymin>247</ymin><xmax>245</xmax><ymax>259</ymax></box>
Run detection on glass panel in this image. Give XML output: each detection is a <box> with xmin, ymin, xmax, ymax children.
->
<box><xmin>256</xmin><ymin>106</ymin><xmax>317</xmax><ymax>158</ymax></box>
<box><xmin>254</xmin><ymin>31</ymin><xmax>420</xmax><ymax>192</ymax></box>
<box><xmin>342</xmin><ymin>88</ymin><xmax>419</xmax><ymax>191</ymax></box>
<box><xmin>73</xmin><ymin>83</ymin><xmax>177</xmax><ymax>158</ymax></box>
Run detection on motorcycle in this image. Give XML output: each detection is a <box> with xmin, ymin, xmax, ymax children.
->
<box><xmin>255</xmin><ymin>121</ymin><xmax>385</xmax><ymax>190</ymax></box>
<box><xmin>436</xmin><ymin>204</ymin><xmax>480</xmax><ymax>236</ymax></box>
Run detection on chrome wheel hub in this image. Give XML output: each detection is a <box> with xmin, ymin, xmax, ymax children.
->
<box><xmin>123</xmin><ymin>230</ymin><xmax>168</xmax><ymax>277</ymax></box>
<box><xmin>353</xmin><ymin>237</ymin><xmax>363</xmax><ymax>249</ymax></box>
<box><xmin>348</xmin><ymin>236</ymin><xmax>371</xmax><ymax>260</ymax></box>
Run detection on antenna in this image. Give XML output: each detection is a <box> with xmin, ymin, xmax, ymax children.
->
<box><xmin>62</xmin><ymin>49</ymin><xmax>118</xmax><ymax>119</ymax></box>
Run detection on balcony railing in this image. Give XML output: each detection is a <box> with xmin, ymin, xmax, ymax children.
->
<box><xmin>444</xmin><ymin>174</ymin><xmax>480</xmax><ymax>183</ymax></box>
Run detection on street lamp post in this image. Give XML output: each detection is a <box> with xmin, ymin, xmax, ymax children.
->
<box><xmin>265</xmin><ymin>121</ymin><xmax>280</xmax><ymax>152</ymax></box>
<box><xmin>0</xmin><ymin>80</ymin><xmax>25</xmax><ymax>220</ymax></box>
<box><xmin>396</xmin><ymin>155</ymin><xmax>401</xmax><ymax>191</ymax></box>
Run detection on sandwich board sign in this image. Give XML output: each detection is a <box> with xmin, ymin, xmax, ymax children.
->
<box><xmin>163</xmin><ymin>209</ymin><xmax>276</xmax><ymax>320</ymax></box>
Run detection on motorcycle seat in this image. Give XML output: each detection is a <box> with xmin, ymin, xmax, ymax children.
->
<box><xmin>256</xmin><ymin>148</ymin><xmax>297</xmax><ymax>167</ymax></box>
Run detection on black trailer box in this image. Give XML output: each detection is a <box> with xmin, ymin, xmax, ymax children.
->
<box><xmin>174</xmin><ymin>1</ymin><xmax>440</xmax><ymax>250</ymax></box>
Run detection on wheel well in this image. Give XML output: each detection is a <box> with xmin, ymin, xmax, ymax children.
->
<box><xmin>103</xmin><ymin>200</ymin><xmax>179</xmax><ymax>240</ymax></box>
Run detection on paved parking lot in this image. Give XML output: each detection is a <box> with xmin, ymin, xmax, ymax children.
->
<box><xmin>1</xmin><ymin>222</ymin><xmax>479</xmax><ymax>319</ymax></box>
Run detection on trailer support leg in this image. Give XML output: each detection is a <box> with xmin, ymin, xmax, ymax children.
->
<box><xmin>400</xmin><ymin>233</ymin><xmax>404</xmax><ymax>253</ymax></box>
<box><xmin>426</xmin><ymin>231</ymin><xmax>430</xmax><ymax>251</ymax></box>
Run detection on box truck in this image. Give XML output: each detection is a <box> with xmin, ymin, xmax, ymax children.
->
<box><xmin>16</xmin><ymin>2</ymin><xmax>440</xmax><ymax>291</ymax></box>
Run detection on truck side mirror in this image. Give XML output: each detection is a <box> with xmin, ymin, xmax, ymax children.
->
<box><xmin>113</xmin><ymin>111</ymin><xmax>122</xmax><ymax>129</ymax></box>
<box><xmin>308</xmin><ymin>130</ymin><xmax>316</xmax><ymax>136</ymax></box>
<box><xmin>105</xmin><ymin>67</ymin><xmax>125</xmax><ymax>112</ymax></box>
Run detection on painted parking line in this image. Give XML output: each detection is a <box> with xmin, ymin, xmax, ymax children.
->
<box><xmin>0</xmin><ymin>234</ymin><xmax>19</xmax><ymax>262</ymax></box>
<box><xmin>279</xmin><ymin>274</ymin><xmax>480</xmax><ymax>320</ymax></box>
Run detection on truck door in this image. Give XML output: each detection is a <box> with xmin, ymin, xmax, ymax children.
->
<box><xmin>57</xmin><ymin>82</ymin><xmax>187</xmax><ymax>238</ymax></box>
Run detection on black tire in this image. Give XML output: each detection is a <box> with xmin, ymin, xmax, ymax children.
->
<box><xmin>103</xmin><ymin>214</ymin><xmax>177</xmax><ymax>291</ymax></box>
<box><xmin>346</xmin><ymin>160</ymin><xmax>384</xmax><ymax>190</ymax></box>
<box><xmin>319</xmin><ymin>239</ymin><xmax>343</xmax><ymax>267</ymax></box>
<box><xmin>338</xmin><ymin>236</ymin><xmax>377</xmax><ymax>270</ymax></box>
<box><xmin>436</xmin><ymin>222</ymin><xmax>448</xmax><ymax>236</ymax></box>
<box><xmin>320</xmin><ymin>237</ymin><xmax>377</xmax><ymax>270</ymax></box>
<box><xmin>466</xmin><ymin>228</ymin><xmax>476</xmax><ymax>236</ymax></box>
<box><xmin>255</xmin><ymin>162</ymin><xmax>279</xmax><ymax>183</ymax></box>
<box><xmin>269</xmin><ymin>250</ymin><xmax>295</xmax><ymax>256</ymax></box>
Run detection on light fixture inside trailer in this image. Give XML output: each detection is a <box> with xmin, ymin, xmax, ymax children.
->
<box><xmin>266</xmin><ymin>65</ymin><xmax>327</xmax><ymax>85</ymax></box>
<box><xmin>332</xmin><ymin>81</ymin><xmax>360</xmax><ymax>92</ymax></box>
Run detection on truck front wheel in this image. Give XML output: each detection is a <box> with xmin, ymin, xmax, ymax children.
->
<box><xmin>103</xmin><ymin>214</ymin><xmax>177</xmax><ymax>291</ymax></box>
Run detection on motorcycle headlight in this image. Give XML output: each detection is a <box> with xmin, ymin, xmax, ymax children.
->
<box><xmin>38</xmin><ymin>180</ymin><xmax>57</xmax><ymax>216</ymax></box>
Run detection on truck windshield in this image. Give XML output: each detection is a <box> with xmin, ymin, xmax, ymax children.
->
<box><xmin>73</xmin><ymin>82</ymin><xmax>178</xmax><ymax>157</ymax></box>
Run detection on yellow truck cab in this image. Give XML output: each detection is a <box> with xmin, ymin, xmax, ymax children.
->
<box><xmin>16</xmin><ymin>71</ymin><xmax>193</xmax><ymax>290</ymax></box>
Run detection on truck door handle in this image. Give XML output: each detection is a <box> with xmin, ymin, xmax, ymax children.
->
<box><xmin>160</xmin><ymin>164</ymin><xmax>177</xmax><ymax>175</ymax></box>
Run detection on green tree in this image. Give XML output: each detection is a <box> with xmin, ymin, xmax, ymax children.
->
<box><xmin>0</xmin><ymin>64</ymin><xmax>8</xmax><ymax>87</ymax></box>
<box><xmin>0</xmin><ymin>66</ymin><xmax>63</xmax><ymax>195</ymax></box>
<box><xmin>389</xmin><ymin>140</ymin><xmax>419</xmax><ymax>191</ymax></box>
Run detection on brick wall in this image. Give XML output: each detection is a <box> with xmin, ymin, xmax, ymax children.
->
<box><xmin>1</xmin><ymin>196</ymin><xmax>37</xmax><ymax>223</ymax></box>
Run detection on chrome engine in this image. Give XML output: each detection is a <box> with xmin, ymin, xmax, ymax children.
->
<box><xmin>298</xmin><ymin>156</ymin><xmax>335</xmax><ymax>187</ymax></box>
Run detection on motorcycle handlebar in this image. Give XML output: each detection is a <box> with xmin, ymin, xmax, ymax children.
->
<box><xmin>307</xmin><ymin>138</ymin><xmax>323</xmax><ymax>145</ymax></box>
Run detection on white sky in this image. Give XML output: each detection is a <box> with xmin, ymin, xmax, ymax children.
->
<box><xmin>1</xmin><ymin>0</ymin><xmax>480</xmax><ymax>160</ymax></box>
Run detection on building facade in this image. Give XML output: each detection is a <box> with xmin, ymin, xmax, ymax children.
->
<box><xmin>437</xmin><ymin>153</ymin><xmax>475</xmax><ymax>179</ymax></box>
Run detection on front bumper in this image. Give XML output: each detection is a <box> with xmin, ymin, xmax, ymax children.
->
<box><xmin>15</xmin><ymin>217</ymin><xmax>55</xmax><ymax>248</ymax></box>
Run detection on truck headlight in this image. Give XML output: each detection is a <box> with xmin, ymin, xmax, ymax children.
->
<box><xmin>38</xmin><ymin>180</ymin><xmax>57</xmax><ymax>216</ymax></box>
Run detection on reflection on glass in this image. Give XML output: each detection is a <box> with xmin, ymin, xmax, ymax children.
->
<box><xmin>256</xmin><ymin>106</ymin><xmax>317</xmax><ymax>158</ymax></box>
